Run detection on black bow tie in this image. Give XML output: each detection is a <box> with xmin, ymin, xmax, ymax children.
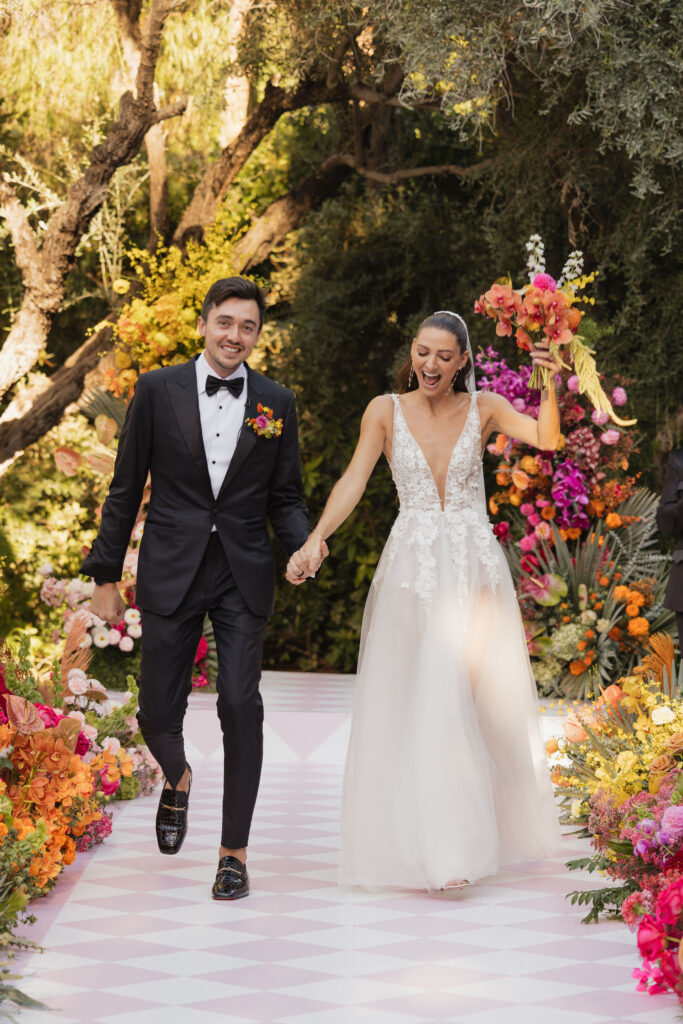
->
<box><xmin>205</xmin><ymin>374</ymin><xmax>244</xmax><ymax>398</ymax></box>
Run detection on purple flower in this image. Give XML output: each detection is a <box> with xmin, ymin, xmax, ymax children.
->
<box><xmin>551</xmin><ymin>458</ymin><xmax>591</xmax><ymax>530</ymax></box>
<box><xmin>591</xmin><ymin>409</ymin><xmax>610</xmax><ymax>426</ymax></box>
<box><xmin>567</xmin><ymin>374</ymin><xmax>579</xmax><ymax>392</ymax></box>
<box><xmin>657</xmin><ymin>830</ymin><xmax>673</xmax><ymax>845</ymax></box>
<box><xmin>635</xmin><ymin>839</ymin><xmax>651</xmax><ymax>856</ymax></box>
<box><xmin>640</xmin><ymin>819</ymin><xmax>658</xmax><ymax>834</ymax></box>
<box><xmin>612</xmin><ymin>386</ymin><xmax>627</xmax><ymax>406</ymax></box>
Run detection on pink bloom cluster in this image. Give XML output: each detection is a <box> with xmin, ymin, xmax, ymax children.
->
<box><xmin>74</xmin><ymin>811</ymin><xmax>114</xmax><ymax>852</ymax></box>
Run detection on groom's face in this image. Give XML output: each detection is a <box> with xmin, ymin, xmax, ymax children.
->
<box><xmin>198</xmin><ymin>297</ymin><xmax>262</xmax><ymax>377</ymax></box>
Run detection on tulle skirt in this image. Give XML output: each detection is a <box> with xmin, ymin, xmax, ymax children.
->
<box><xmin>339</xmin><ymin>512</ymin><xmax>560</xmax><ymax>891</ymax></box>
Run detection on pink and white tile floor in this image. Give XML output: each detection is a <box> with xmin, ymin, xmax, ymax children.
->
<box><xmin>14</xmin><ymin>672</ymin><xmax>679</xmax><ymax>1023</ymax></box>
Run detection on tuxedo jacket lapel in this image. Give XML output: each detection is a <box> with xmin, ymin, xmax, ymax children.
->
<box><xmin>217</xmin><ymin>364</ymin><xmax>264</xmax><ymax>499</ymax></box>
<box><xmin>166</xmin><ymin>359</ymin><xmax>213</xmax><ymax>495</ymax></box>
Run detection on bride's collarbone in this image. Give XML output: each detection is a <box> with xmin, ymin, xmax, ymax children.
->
<box><xmin>399</xmin><ymin>395</ymin><xmax>471</xmax><ymax>453</ymax></box>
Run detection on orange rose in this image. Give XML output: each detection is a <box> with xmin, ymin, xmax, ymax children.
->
<box><xmin>605</xmin><ymin>513</ymin><xmax>622</xmax><ymax>529</ymax></box>
<box><xmin>496</xmin><ymin>471</ymin><xmax>510</xmax><ymax>486</ymax></box>
<box><xmin>545</xmin><ymin>737</ymin><xmax>559</xmax><ymax>755</ymax></box>
<box><xmin>566</xmin><ymin>307</ymin><xmax>582</xmax><ymax>331</ymax></box>
<box><xmin>489</xmin><ymin>497</ymin><xmax>499</xmax><ymax>515</ymax></box>
<box><xmin>566</xmin><ymin>527</ymin><xmax>581</xmax><ymax>540</ymax></box>
<box><xmin>649</xmin><ymin>753</ymin><xmax>676</xmax><ymax>775</ymax></box>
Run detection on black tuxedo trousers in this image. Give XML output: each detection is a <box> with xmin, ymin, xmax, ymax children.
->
<box><xmin>139</xmin><ymin>534</ymin><xmax>266</xmax><ymax>848</ymax></box>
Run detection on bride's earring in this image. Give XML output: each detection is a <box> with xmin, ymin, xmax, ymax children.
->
<box><xmin>408</xmin><ymin>365</ymin><xmax>415</xmax><ymax>388</ymax></box>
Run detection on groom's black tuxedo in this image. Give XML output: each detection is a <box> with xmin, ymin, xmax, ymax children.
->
<box><xmin>82</xmin><ymin>356</ymin><xmax>310</xmax><ymax>614</ymax></box>
<box><xmin>82</xmin><ymin>354</ymin><xmax>311</xmax><ymax>849</ymax></box>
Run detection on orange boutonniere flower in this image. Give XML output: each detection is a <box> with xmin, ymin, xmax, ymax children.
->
<box><xmin>246</xmin><ymin>403</ymin><xmax>283</xmax><ymax>439</ymax></box>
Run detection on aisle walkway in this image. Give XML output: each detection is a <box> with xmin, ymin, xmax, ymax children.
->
<box><xmin>15</xmin><ymin>673</ymin><xmax>679</xmax><ymax>1024</ymax></box>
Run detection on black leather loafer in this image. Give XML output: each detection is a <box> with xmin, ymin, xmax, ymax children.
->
<box><xmin>156</xmin><ymin>764</ymin><xmax>192</xmax><ymax>855</ymax></box>
<box><xmin>212</xmin><ymin>855</ymin><xmax>249</xmax><ymax>900</ymax></box>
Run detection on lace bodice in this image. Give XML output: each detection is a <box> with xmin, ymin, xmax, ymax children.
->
<box><xmin>373</xmin><ymin>392</ymin><xmax>500</xmax><ymax>608</ymax></box>
<box><xmin>390</xmin><ymin>392</ymin><xmax>485</xmax><ymax>515</ymax></box>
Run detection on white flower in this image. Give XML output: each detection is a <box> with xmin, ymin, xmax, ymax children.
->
<box><xmin>38</xmin><ymin>563</ymin><xmax>53</xmax><ymax>577</ymax></box>
<box><xmin>82</xmin><ymin>581</ymin><xmax>96</xmax><ymax>597</ymax></box>
<box><xmin>124</xmin><ymin>608</ymin><xmax>141</xmax><ymax>626</ymax></box>
<box><xmin>596</xmin><ymin>618</ymin><xmax>611</xmax><ymax>634</ymax></box>
<box><xmin>570</xmin><ymin>798</ymin><xmax>583</xmax><ymax>818</ymax></box>
<box><xmin>68</xmin><ymin>677</ymin><xmax>88</xmax><ymax>696</ymax></box>
<box><xmin>558</xmin><ymin>249</ymin><xmax>585</xmax><ymax>286</ymax></box>
<box><xmin>92</xmin><ymin>626</ymin><xmax>110</xmax><ymax>648</ymax></box>
<box><xmin>525</xmin><ymin>233</ymin><xmax>545</xmax><ymax>281</ymax></box>
<box><xmin>80</xmin><ymin>633</ymin><xmax>93</xmax><ymax>648</ymax></box>
<box><xmin>101</xmin><ymin>700</ymin><xmax>119</xmax><ymax>716</ymax></box>
<box><xmin>91</xmin><ymin>614</ymin><xmax>106</xmax><ymax>628</ymax></box>
<box><xmin>127</xmin><ymin>623</ymin><xmax>142</xmax><ymax>639</ymax></box>
<box><xmin>82</xmin><ymin>750</ymin><xmax>96</xmax><ymax>764</ymax></box>
<box><xmin>652</xmin><ymin>706</ymin><xmax>675</xmax><ymax>725</ymax></box>
<box><xmin>103</xmin><ymin>736</ymin><xmax>121</xmax><ymax>754</ymax></box>
<box><xmin>108</xmin><ymin>629</ymin><xmax>121</xmax><ymax>646</ymax></box>
<box><xmin>68</xmin><ymin>668</ymin><xmax>87</xmax><ymax>685</ymax></box>
<box><xmin>87</xmin><ymin>679</ymin><xmax>106</xmax><ymax>693</ymax></box>
<box><xmin>82</xmin><ymin>724</ymin><xmax>99</xmax><ymax>741</ymax></box>
<box><xmin>119</xmin><ymin>635</ymin><xmax>134</xmax><ymax>653</ymax></box>
<box><xmin>65</xmin><ymin>579</ymin><xmax>83</xmax><ymax>596</ymax></box>
<box><xmin>67</xmin><ymin>711</ymin><xmax>85</xmax><ymax>725</ymax></box>
<box><xmin>77</xmin><ymin>694</ymin><xmax>89</xmax><ymax>709</ymax></box>
<box><xmin>580</xmin><ymin>610</ymin><xmax>597</xmax><ymax>625</ymax></box>
<box><xmin>123</xmin><ymin>551</ymin><xmax>139</xmax><ymax>574</ymax></box>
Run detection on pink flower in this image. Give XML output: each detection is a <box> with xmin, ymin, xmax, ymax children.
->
<box><xmin>535</xmin><ymin>521</ymin><xmax>551</xmax><ymax>540</ymax></box>
<box><xmin>119</xmin><ymin>635</ymin><xmax>134</xmax><ymax>652</ymax></box>
<box><xmin>520</xmin><ymin>503</ymin><xmax>535</xmax><ymax>516</ymax></box>
<box><xmin>661</xmin><ymin>806</ymin><xmax>683</xmax><ymax>840</ymax></box>
<box><xmin>567</xmin><ymin>375</ymin><xmax>579</xmax><ymax>392</ymax></box>
<box><xmin>195</xmin><ymin>636</ymin><xmax>209</xmax><ymax>663</ymax></box>
<box><xmin>103</xmin><ymin>736</ymin><xmax>121</xmax><ymax>754</ymax></box>
<box><xmin>600</xmin><ymin>429</ymin><xmax>620</xmax><ymax>446</ymax></box>
<box><xmin>107</xmin><ymin>629</ymin><xmax>121</xmax><ymax>646</ymax></box>
<box><xmin>637</xmin><ymin>915</ymin><xmax>668</xmax><ymax>961</ymax></box>
<box><xmin>533</xmin><ymin>273</ymin><xmax>557</xmax><ymax>292</ymax></box>
<box><xmin>512</xmin><ymin>397</ymin><xmax>526</xmax><ymax>412</ymax></box>
<box><xmin>520</xmin><ymin>534</ymin><xmax>537</xmax><ymax>552</ymax></box>
<box><xmin>622</xmin><ymin>890</ymin><xmax>647</xmax><ymax>928</ymax></box>
<box><xmin>256</xmin><ymin>415</ymin><xmax>268</xmax><ymax>429</ymax></box>
<box><xmin>34</xmin><ymin>703</ymin><xmax>63</xmax><ymax>728</ymax></box>
<box><xmin>591</xmin><ymin>409</ymin><xmax>610</xmax><ymax>426</ymax></box>
<box><xmin>656</xmin><ymin>879</ymin><xmax>683</xmax><ymax>926</ymax></box>
<box><xmin>612</xmin><ymin>386</ymin><xmax>627</xmax><ymax>406</ymax></box>
<box><xmin>528</xmin><ymin>513</ymin><xmax>541</xmax><ymax>527</ymax></box>
<box><xmin>98</xmin><ymin>768</ymin><xmax>120</xmax><ymax>796</ymax></box>
<box><xmin>536</xmin><ymin>498</ymin><xmax>551</xmax><ymax>508</ymax></box>
<box><xmin>75</xmin><ymin>732</ymin><xmax>90</xmax><ymax>756</ymax></box>
<box><xmin>493</xmin><ymin>522</ymin><xmax>510</xmax><ymax>543</ymax></box>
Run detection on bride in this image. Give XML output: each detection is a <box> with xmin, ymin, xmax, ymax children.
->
<box><xmin>287</xmin><ymin>310</ymin><xmax>561</xmax><ymax>891</ymax></box>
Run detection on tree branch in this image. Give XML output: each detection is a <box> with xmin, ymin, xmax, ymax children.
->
<box><xmin>0</xmin><ymin>180</ymin><xmax>46</xmax><ymax>300</ymax></box>
<box><xmin>321</xmin><ymin>152</ymin><xmax>495</xmax><ymax>185</ymax></box>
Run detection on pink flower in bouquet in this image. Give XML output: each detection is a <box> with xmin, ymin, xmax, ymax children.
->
<box><xmin>528</xmin><ymin>512</ymin><xmax>541</xmax><ymax>527</ymax></box>
<box><xmin>520</xmin><ymin>535</ymin><xmax>537</xmax><ymax>552</ymax></box>
<box><xmin>600</xmin><ymin>429</ymin><xmax>621</xmax><ymax>446</ymax></box>
<box><xmin>656</xmin><ymin>878</ymin><xmax>683</xmax><ymax>926</ymax></box>
<box><xmin>75</xmin><ymin>731</ymin><xmax>90</xmax><ymax>756</ymax></box>
<box><xmin>103</xmin><ymin>736</ymin><xmax>121</xmax><ymax>754</ymax></box>
<box><xmin>622</xmin><ymin>890</ymin><xmax>648</xmax><ymax>928</ymax></box>
<box><xmin>612</xmin><ymin>386</ymin><xmax>628</xmax><ymax>406</ymax></box>
<box><xmin>637</xmin><ymin>915</ymin><xmax>668</xmax><ymax>961</ymax></box>
<box><xmin>34</xmin><ymin>703</ymin><xmax>62</xmax><ymax>728</ymax></box>
<box><xmin>535</xmin><ymin>521</ymin><xmax>551</xmax><ymax>540</ymax></box>
<box><xmin>661</xmin><ymin>806</ymin><xmax>683</xmax><ymax>841</ymax></box>
<box><xmin>567</xmin><ymin>374</ymin><xmax>579</xmax><ymax>392</ymax></box>
<box><xmin>493</xmin><ymin>522</ymin><xmax>510</xmax><ymax>543</ymax></box>
<box><xmin>107</xmin><ymin>628</ymin><xmax>121</xmax><ymax>646</ymax></box>
<box><xmin>591</xmin><ymin>409</ymin><xmax>610</xmax><ymax>426</ymax></box>
<box><xmin>81</xmin><ymin>723</ymin><xmax>98</xmax><ymax>742</ymax></box>
<box><xmin>520</xmin><ymin>502</ymin><xmax>535</xmax><ymax>516</ymax></box>
<box><xmin>533</xmin><ymin>273</ymin><xmax>557</xmax><ymax>292</ymax></box>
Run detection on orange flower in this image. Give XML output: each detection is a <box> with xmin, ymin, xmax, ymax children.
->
<box><xmin>509</xmin><ymin>492</ymin><xmax>521</xmax><ymax>507</ymax></box>
<box><xmin>613</xmin><ymin>585</ymin><xmax>631</xmax><ymax>602</ymax></box>
<box><xmin>577</xmin><ymin>640</ymin><xmax>587</xmax><ymax>651</ymax></box>
<box><xmin>585</xmin><ymin>629</ymin><xmax>595</xmax><ymax>639</ymax></box>
<box><xmin>545</xmin><ymin>738</ymin><xmax>559</xmax><ymax>755</ymax></box>
<box><xmin>541</xmin><ymin>506</ymin><xmax>556</xmax><ymax>520</ymax></box>
<box><xmin>628</xmin><ymin>617</ymin><xmax>650</xmax><ymax>637</ymax></box>
<box><xmin>564</xmin><ymin>714</ymin><xmax>588</xmax><ymax>741</ymax></box>
<box><xmin>603</xmin><ymin>684</ymin><xmax>623</xmax><ymax>706</ymax></box>
<box><xmin>489</xmin><ymin>497</ymin><xmax>499</xmax><ymax>515</ymax></box>
<box><xmin>562</xmin><ymin>615</ymin><xmax>571</xmax><ymax>623</ymax></box>
<box><xmin>569</xmin><ymin>660</ymin><xmax>587</xmax><ymax>676</ymax></box>
<box><xmin>496</xmin><ymin>471</ymin><xmax>510</xmax><ymax>486</ymax></box>
<box><xmin>566</xmin><ymin>527</ymin><xmax>582</xmax><ymax>540</ymax></box>
<box><xmin>626</xmin><ymin>602</ymin><xmax>641</xmax><ymax>617</ymax></box>
<box><xmin>628</xmin><ymin>591</ymin><xmax>646</xmax><ymax>607</ymax></box>
<box><xmin>598</xmin><ymin>575</ymin><xmax>610</xmax><ymax>586</ymax></box>
<box><xmin>609</xmin><ymin>626</ymin><xmax>622</xmax><ymax>641</ymax></box>
<box><xmin>605</xmin><ymin>513</ymin><xmax>622</xmax><ymax>529</ymax></box>
<box><xmin>566</xmin><ymin>306</ymin><xmax>582</xmax><ymax>331</ymax></box>
<box><xmin>511</xmin><ymin>469</ymin><xmax>530</xmax><ymax>491</ymax></box>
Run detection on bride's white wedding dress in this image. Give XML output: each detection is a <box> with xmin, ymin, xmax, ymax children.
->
<box><xmin>339</xmin><ymin>391</ymin><xmax>560</xmax><ymax>890</ymax></box>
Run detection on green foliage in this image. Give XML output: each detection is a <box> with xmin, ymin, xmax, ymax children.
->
<box><xmin>566</xmin><ymin>880</ymin><xmax>639</xmax><ymax>925</ymax></box>
<box><xmin>88</xmin><ymin>646</ymin><xmax>142</xmax><ymax>693</ymax></box>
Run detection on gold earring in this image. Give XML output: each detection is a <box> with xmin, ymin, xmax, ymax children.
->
<box><xmin>408</xmin><ymin>365</ymin><xmax>415</xmax><ymax>388</ymax></box>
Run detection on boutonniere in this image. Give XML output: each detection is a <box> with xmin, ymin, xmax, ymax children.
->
<box><xmin>246</xmin><ymin>403</ymin><xmax>283</xmax><ymax>439</ymax></box>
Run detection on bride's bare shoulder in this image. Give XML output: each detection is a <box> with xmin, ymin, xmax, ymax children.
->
<box><xmin>364</xmin><ymin>394</ymin><xmax>394</xmax><ymax>421</ymax></box>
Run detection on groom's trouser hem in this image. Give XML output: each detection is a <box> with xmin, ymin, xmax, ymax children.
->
<box><xmin>137</xmin><ymin>533</ymin><xmax>267</xmax><ymax>846</ymax></box>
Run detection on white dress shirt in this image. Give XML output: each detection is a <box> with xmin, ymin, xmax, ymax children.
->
<box><xmin>196</xmin><ymin>353</ymin><xmax>248</xmax><ymax>514</ymax></box>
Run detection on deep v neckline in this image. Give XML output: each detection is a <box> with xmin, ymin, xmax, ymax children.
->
<box><xmin>395</xmin><ymin>393</ymin><xmax>475</xmax><ymax>511</ymax></box>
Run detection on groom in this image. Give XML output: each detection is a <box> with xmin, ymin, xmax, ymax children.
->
<box><xmin>83</xmin><ymin>276</ymin><xmax>321</xmax><ymax>899</ymax></box>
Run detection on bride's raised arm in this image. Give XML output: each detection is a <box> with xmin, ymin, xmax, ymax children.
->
<box><xmin>286</xmin><ymin>395</ymin><xmax>392</xmax><ymax>583</ymax></box>
<box><xmin>478</xmin><ymin>342</ymin><xmax>562</xmax><ymax>452</ymax></box>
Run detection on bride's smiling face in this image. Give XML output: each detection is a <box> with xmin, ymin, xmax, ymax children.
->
<box><xmin>411</xmin><ymin>327</ymin><xmax>468</xmax><ymax>396</ymax></box>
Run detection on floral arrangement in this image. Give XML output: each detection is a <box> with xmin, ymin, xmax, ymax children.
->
<box><xmin>474</xmin><ymin>235</ymin><xmax>636</xmax><ymax>426</ymax></box>
<box><xmin>246</xmin><ymin>403</ymin><xmax>283</xmax><ymax>439</ymax></box>
<box><xmin>550</xmin><ymin>635</ymin><xmax>683</xmax><ymax>1000</ymax></box>
<box><xmin>192</xmin><ymin>635</ymin><xmax>211</xmax><ymax>689</ymax></box>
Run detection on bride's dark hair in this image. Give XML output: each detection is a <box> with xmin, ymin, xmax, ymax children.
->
<box><xmin>397</xmin><ymin>312</ymin><xmax>472</xmax><ymax>394</ymax></box>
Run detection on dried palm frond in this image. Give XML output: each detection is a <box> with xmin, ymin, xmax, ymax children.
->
<box><xmin>569</xmin><ymin>336</ymin><xmax>637</xmax><ymax>427</ymax></box>
<box><xmin>633</xmin><ymin>631</ymin><xmax>675</xmax><ymax>686</ymax></box>
<box><xmin>60</xmin><ymin>612</ymin><xmax>92</xmax><ymax>683</ymax></box>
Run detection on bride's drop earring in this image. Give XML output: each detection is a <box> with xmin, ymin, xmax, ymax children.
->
<box><xmin>408</xmin><ymin>365</ymin><xmax>415</xmax><ymax>388</ymax></box>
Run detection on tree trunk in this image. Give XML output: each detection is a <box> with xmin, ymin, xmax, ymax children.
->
<box><xmin>145</xmin><ymin>121</ymin><xmax>170</xmax><ymax>247</ymax></box>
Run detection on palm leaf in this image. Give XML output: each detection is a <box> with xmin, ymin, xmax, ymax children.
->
<box><xmin>79</xmin><ymin>388</ymin><xmax>129</xmax><ymax>431</ymax></box>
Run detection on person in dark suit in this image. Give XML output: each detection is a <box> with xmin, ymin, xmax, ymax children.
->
<box><xmin>656</xmin><ymin>448</ymin><xmax>683</xmax><ymax>646</ymax></box>
<box><xmin>82</xmin><ymin>277</ymin><xmax>322</xmax><ymax>899</ymax></box>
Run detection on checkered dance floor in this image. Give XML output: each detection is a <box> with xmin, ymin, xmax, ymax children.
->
<box><xmin>14</xmin><ymin>673</ymin><xmax>680</xmax><ymax>1023</ymax></box>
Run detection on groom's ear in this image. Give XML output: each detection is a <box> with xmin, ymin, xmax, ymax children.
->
<box><xmin>197</xmin><ymin>316</ymin><xmax>207</xmax><ymax>337</ymax></box>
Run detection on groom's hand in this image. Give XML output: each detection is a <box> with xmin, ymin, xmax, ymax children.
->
<box><xmin>91</xmin><ymin>582</ymin><xmax>126</xmax><ymax>624</ymax></box>
<box><xmin>285</xmin><ymin>535</ymin><xmax>329</xmax><ymax>585</ymax></box>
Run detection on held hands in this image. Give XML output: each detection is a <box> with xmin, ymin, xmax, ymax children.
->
<box><xmin>90</xmin><ymin>582</ymin><xmax>126</xmax><ymax>624</ymax></box>
<box><xmin>286</xmin><ymin>532</ymin><xmax>329</xmax><ymax>585</ymax></box>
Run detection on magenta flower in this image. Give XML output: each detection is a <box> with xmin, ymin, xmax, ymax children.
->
<box><xmin>520</xmin><ymin>534</ymin><xmax>537</xmax><ymax>552</ymax></box>
<box><xmin>612</xmin><ymin>386</ymin><xmax>628</xmax><ymax>406</ymax></box>
<box><xmin>520</xmin><ymin>502</ymin><xmax>535</xmax><ymax>516</ymax></box>
<box><xmin>493</xmin><ymin>522</ymin><xmax>510</xmax><ymax>543</ymax></box>
<box><xmin>567</xmin><ymin>374</ymin><xmax>579</xmax><ymax>392</ymax></box>
<box><xmin>591</xmin><ymin>409</ymin><xmax>610</xmax><ymax>426</ymax></box>
<box><xmin>256</xmin><ymin>415</ymin><xmax>268</xmax><ymax>429</ymax></box>
<box><xmin>533</xmin><ymin>272</ymin><xmax>557</xmax><ymax>292</ymax></box>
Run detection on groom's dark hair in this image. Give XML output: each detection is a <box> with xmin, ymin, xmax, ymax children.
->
<box><xmin>201</xmin><ymin>277</ymin><xmax>266</xmax><ymax>330</ymax></box>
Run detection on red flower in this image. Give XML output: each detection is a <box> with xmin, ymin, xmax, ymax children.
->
<box><xmin>194</xmin><ymin>636</ymin><xmax>209</xmax><ymax>663</ymax></box>
<box><xmin>493</xmin><ymin>522</ymin><xmax>510</xmax><ymax>543</ymax></box>
<box><xmin>657</xmin><ymin>880</ymin><xmax>683</xmax><ymax>927</ymax></box>
<box><xmin>637</xmin><ymin>915</ymin><xmax>668</xmax><ymax>961</ymax></box>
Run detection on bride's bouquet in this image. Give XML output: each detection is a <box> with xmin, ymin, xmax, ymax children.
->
<box><xmin>474</xmin><ymin>235</ymin><xmax>635</xmax><ymax>427</ymax></box>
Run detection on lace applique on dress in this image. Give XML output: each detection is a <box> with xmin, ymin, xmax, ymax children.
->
<box><xmin>377</xmin><ymin>392</ymin><xmax>500</xmax><ymax>608</ymax></box>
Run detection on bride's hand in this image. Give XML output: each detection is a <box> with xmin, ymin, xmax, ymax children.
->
<box><xmin>285</xmin><ymin>533</ymin><xmax>329</xmax><ymax>585</ymax></box>
<box><xmin>530</xmin><ymin>339</ymin><xmax>563</xmax><ymax>376</ymax></box>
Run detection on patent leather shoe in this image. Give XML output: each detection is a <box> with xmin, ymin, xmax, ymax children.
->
<box><xmin>212</xmin><ymin>855</ymin><xmax>249</xmax><ymax>900</ymax></box>
<box><xmin>155</xmin><ymin>765</ymin><xmax>191</xmax><ymax>855</ymax></box>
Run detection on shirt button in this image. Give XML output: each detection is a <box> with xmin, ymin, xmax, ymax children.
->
<box><xmin>211</xmin><ymin>460</ymin><xmax>216</xmax><ymax>464</ymax></box>
<box><xmin>218</xmin><ymin>405</ymin><xmax>223</xmax><ymax>409</ymax></box>
<box><xmin>216</xmin><ymin>432</ymin><xmax>220</xmax><ymax>436</ymax></box>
